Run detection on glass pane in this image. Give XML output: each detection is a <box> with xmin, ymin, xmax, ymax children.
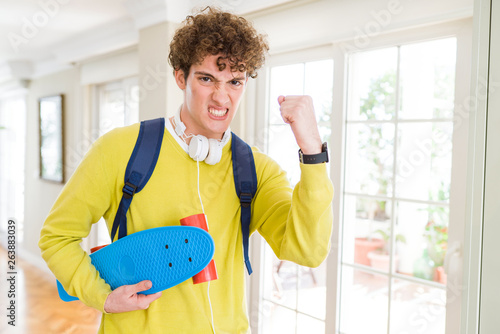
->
<box><xmin>269</xmin><ymin>63</ymin><xmax>305</xmax><ymax>125</ymax></box>
<box><xmin>273</xmin><ymin>260</ymin><xmax>298</xmax><ymax>310</ymax></box>
<box><xmin>125</xmin><ymin>83</ymin><xmax>140</xmax><ymax>125</ymax></box>
<box><xmin>97</xmin><ymin>218</ymin><xmax>111</xmax><ymax>246</ymax></box>
<box><xmin>304</xmin><ymin>59</ymin><xmax>334</xmax><ymax>143</ymax></box>
<box><xmin>262</xmin><ymin>244</ymin><xmax>297</xmax><ymax>310</ymax></box>
<box><xmin>268</xmin><ymin>124</ymin><xmax>300</xmax><ymax>186</ymax></box>
<box><xmin>348</xmin><ymin>47</ymin><xmax>398</xmax><ymax>121</ymax></box>
<box><xmin>261</xmin><ymin>302</ymin><xmax>296</xmax><ymax>334</ymax></box>
<box><xmin>399</xmin><ymin>38</ymin><xmax>457</xmax><ymax>120</ymax></box>
<box><xmin>99</xmin><ymin>87</ymin><xmax>125</xmax><ymax>136</ymax></box>
<box><xmin>297</xmin><ymin>313</ymin><xmax>325</xmax><ymax>334</ymax></box>
<box><xmin>345</xmin><ymin>123</ymin><xmax>395</xmax><ymax>196</ymax></box>
<box><xmin>396</xmin><ymin>201</ymin><xmax>449</xmax><ymax>282</ymax></box>
<box><xmin>390</xmin><ymin>279</ymin><xmax>446</xmax><ymax>333</ymax></box>
<box><xmin>396</xmin><ymin>122</ymin><xmax>453</xmax><ymax>202</ymax></box>
<box><xmin>297</xmin><ymin>260</ymin><xmax>327</xmax><ymax>320</ymax></box>
<box><xmin>343</xmin><ymin>195</ymin><xmax>392</xmax><ymax>268</ymax></box>
<box><xmin>340</xmin><ymin>267</ymin><xmax>389</xmax><ymax>334</ymax></box>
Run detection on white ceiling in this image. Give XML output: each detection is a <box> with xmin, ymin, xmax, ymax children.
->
<box><xmin>1</xmin><ymin>0</ymin><xmax>129</xmax><ymax>62</ymax></box>
<box><xmin>0</xmin><ymin>0</ymin><xmax>295</xmax><ymax>81</ymax></box>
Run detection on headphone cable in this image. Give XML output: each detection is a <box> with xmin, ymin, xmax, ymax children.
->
<box><xmin>197</xmin><ymin>159</ymin><xmax>216</xmax><ymax>334</ymax></box>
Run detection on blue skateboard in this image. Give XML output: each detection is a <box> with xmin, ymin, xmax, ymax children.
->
<box><xmin>57</xmin><ymin>226</ymin><xmax>215</xmax><ymax>302</ymax></box>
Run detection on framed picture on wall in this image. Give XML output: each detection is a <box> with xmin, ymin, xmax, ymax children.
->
<box><xmin>39</xmin><ymin>94</ymin><xmax>64</xmax><ymax>183</ymax></box>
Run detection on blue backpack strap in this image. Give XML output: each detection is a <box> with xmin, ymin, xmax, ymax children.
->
<box><xmin>110</xmin><ymin>118</ymin><xmax>165</xmax><ymax>241</ymax></box>
<box><xmin>231</xmin><ymin>133</ymin><xmax>257</xmax><ymax>275</ymax></box>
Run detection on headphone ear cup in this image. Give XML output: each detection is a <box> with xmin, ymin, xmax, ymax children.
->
<box><xmin>205</xmin><ymin>139</ymin><xmax>222</xmax><ymax>165</ymax></box>
<box><xmin>189</xmin><ymin>135</ymin><xmax>209</xmax><ymax>161</ymax></box>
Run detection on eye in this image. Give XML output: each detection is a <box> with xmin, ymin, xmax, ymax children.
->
<box><xmin>199</xmin><ymin>76</ymin><xmax>212</xmax><ymax>83</ymax></box>
<box><xmin>230</xmin><ymin>80</ymin><xmax>242</xmax><ymax>87</ymax></box>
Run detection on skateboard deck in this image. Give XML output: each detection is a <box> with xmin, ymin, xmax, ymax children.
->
<box><xmin>57</xmin><ymin>226</ymin><xmax>215</xmax><ymax>302</ymax></box>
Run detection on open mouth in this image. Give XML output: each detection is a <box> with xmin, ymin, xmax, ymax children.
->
<box><xmin>208</xmin><ymin>107</ymin><xmax>229</xmax><ymax>117</ymax></box>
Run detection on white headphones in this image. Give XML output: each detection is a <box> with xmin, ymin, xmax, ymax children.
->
<box><xmin>174</xmin><ymin>109</ymin><xmax>230</xmax><ymax>165</ymax></box>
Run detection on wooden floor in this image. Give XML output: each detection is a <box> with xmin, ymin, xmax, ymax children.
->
<box><xmin>0</xmin><ymin>247</ymin><xmax>101</xmax><ymax>334</ymax></box>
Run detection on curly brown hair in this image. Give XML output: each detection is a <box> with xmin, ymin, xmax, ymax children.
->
<box><xmin>168</xmin><ymin>7</ymin><xmax>269</xmax><ymax>79</ymax></box>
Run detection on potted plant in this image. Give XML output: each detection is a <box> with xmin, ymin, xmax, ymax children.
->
<box><xmin>354</xmin><ymin>234</ymin><xmax>385</xmax><ymax>266</ymax></box>
<box><xmin>424</xmin><ymin>219</ymin><xmax>448</xmax><ymax>283</ymax></box>
<box><xmin>367</xmin><ymin>228</ymin><xmax>406</xmax><ymax>272</ymax></box>
<box><xmin>419</xmin><ymin>187</ymin><xmax>449</xmax><ymax>283</ymax></box>
<box><xmin>354</xmin><ymin>199</ymin><xmax>387</xmax><ymax>266</ymax></box>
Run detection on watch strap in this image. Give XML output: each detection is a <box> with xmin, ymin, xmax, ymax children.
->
<box><xmin>299</xmin><ymin>142</ymin><xmax>329</xmax><ymax>164</ymax></box>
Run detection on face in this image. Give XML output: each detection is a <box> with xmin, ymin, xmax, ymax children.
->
<box><xmin>174</xmin><ymin>54</ymin><xmax>248</xmax><ymax>140</ymax></box>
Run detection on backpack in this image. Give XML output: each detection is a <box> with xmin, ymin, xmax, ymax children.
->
<box><xmin>110</xmin><ymin>118</ymin><xmax>257</xmax><ymax>275</ymax></box>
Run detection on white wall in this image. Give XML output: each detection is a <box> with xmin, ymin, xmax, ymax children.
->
<box><xmin>24</xmin><ymin>68</ymin><xmax>81</xmax><ymax>269</ymax></box>
<box><xmin>138</xmin><ymin>21</ymin><xmax>183</xmax><ymax>120</ymax></box>
<box><xmin>250</xmin><ymin>0</ymin><xmax>472</xmax><ymax>54</ymax></box>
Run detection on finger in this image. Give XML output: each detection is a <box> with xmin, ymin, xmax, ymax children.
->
<box><xmin>127</xmin><ymin>280</ymin><xmax>152</xmax><ymax>295</ymax></box>
<box><xmin>277</xmin><ymin>95</ymin><xmax>286</xmax><ymax>105</ymax></box>
<box><xmin>136</xmin><ymin>291</ymin><xmax>162</xmax><ymax>310</ymax></box>
<box><xmin>141</xmin><ymin>291</ymin><xmax>163</xmax><ymax>304</ymax></box>
<box><xmin>281</xmin><ymin>114</ymin><xmax>292</xmax><ymax>124</ymax></box>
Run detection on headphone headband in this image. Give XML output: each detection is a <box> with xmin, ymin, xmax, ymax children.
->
<box><xmin>173</xmin><ymin>106</ymin><xmax>231</xmax><ymax>165</ymax></box>
<box><xmin>174</xmin><ymin>107</ymin><xmax>187</xmax><ymax>137</ymax></box>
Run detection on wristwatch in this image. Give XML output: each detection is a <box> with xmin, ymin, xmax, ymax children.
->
<box><xmin>298</xmin><ymin>142</ymin><xmax>329</xmax><ymax>164</ymax></box>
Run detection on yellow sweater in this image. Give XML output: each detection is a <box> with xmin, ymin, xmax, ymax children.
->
<box><xmin>39</xmin><ymin>123</ymin><xmax>334</xmax><ymax>333</ymax></box>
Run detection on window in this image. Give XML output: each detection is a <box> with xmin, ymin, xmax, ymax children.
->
<box><xmin>253</xmin><ymin>29</ymin><xmax>468</xmax><ymax>333</ymax></box>
<box><xmin>95</xmin><ymin>77</ymin><xmax>139</xmax><ymax>137</ymax></box>
<box><xmin>87</xmin><ymin>77</ymin><xmax>139</xmax><ymax>248</ymax></box>
<box><xmin>0</xmin><ymin>96</ymin><xmax>26</xmax><ymax>244</ymax></box>
<box><xmin>260</xmin><ymin>59</ymin><xmax>334</xmax><ymax>333</ymax></box>
<box><xmin>340</xmin><ymin>38</ymin><xmax>456</xmax><ymax>334</ymax></box>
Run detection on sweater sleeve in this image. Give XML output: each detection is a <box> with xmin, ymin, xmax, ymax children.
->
<box><xmin>38</xmin><ymin>134</ymin><xmax>118</xmax><ymax>312</ymax></box>
<box><xmin>251</xmin><ymin>153</ymin><xmax>334</xmax><ymax>268</ymax></box>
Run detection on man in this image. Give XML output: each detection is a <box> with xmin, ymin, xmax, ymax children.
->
<box><xmin>39</xmin><ymin>7</ymin><xmax>333</xmax><ymax>333</ymax></box>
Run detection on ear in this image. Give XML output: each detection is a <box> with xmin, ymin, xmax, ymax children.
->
<box><xmin>174</xmin><ymin>69</ymin><xmax>186</xmax><ymax>90</ymax></box>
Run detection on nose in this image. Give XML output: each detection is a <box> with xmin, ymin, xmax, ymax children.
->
<box><xmin>212</xmin><ymin>84</ymin><xmax>230</xmax><ymax>105</ymax></box>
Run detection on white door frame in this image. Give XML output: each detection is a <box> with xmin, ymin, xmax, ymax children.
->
<box><xmin>464</xmin><ymin>0</ymin><xmax>500</xmax><ymax>333</ymax></box>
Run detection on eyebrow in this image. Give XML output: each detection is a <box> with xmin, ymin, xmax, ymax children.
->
<box><xmin>194</xmin><ymin>71</ymin><xmax>246</xmax><ymax>82</ymax></box>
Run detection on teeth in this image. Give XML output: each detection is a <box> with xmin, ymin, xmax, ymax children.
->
<box><xmin>208</xmin><ymin>108</ymin><xmax>228</xmax><ymax>117</ymax></box>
